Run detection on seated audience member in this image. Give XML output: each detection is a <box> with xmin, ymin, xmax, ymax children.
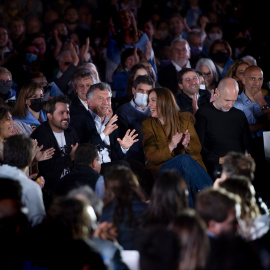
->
<box><xmin>176</xmin><ymin>67</ymin><xmax>212</xmax><ymax>114</ymax></box>
<box><xmin>79</xmin><ymin>62</ymin><xmax>101</xmax><ymax>82</ymax></box>
<box><xmin>208</xmin><ymin>39</ymin><xmax>234</xmax><ymax>82</ymax></box>
<box><xmin>0</xmin><ymin>67</ymin><xmax>17</xmax><ymax>108</ymax></box>
<box><xmin>22</xmin><ymin>196</ymin><xmax>106</xmax><ymax>269</ymax></box>
<box><xmin>142</xmin><ymin>87</ymin><xmax>213</xmax><ymax>205</ymax></box>
<box><xmin>116</xmin><ymin>75</ymin><xmax>154</xmax><ymax>164</ymax></box>
<box><xmin>0</xmin><ymin>134</ymin><xmax>46</xmax><ymax>227</ymax></box>
<box><xmin>67</xmin><ymin>186</ymin><xmax>130</xmax><ymax>270</ymax></box>
<box><xmin>30</xmin><ymin>95</ymin><xmax>79</xmax><ymax>195</ymax></box>
<box><xmin>195</xmin><ymin>77</ymin><xmax>252</xmax><ymax>180</ymax></box>
<box><xmin>125</xmin><ymin>63</ymin><xmax>149</xmax><ymax>103</ymax></box>
<box><xmin>0</xmin><ymin>178</ymin><xmax>30</xmax><ymax>269</ymax></box>
<box><xmin>195</xmin><ymin>57</ymin><xmax>219</xmax><ymax>94</ymax></box>
<box><xmin>140</xmin><ymin>169</ymin><xmax>189</xmax><ymax>229</ymax></box>
<box><xmin>54</xmin><ymin>143</ymin><xmax>104</xmax><ymax>199</ymax></box>
<box><xmin>169</xmin><ymin>209</ymin><xmax>210</xmax><ymax>270</ymax></box>
<box><xmin>12</xmin><ymin>81</ymin><xmax>46</xmax><ymax>136</ymax></box>
<box><xmin>225</xmin><ymin>59</ymin><xmax>249</xmax><ymax>94</ymax></box>
<box><xmin>69</xmin><ymin>68</ymin><xmax>96</xmax><ymax>117</ymax></box>
<box><xmin>70</xmin><ymin>82</ymin><xmax>138</xmax><ymax>175</ymax></box>
<box><xmin>100</xmin><ymin>165</ymin><xmax>148</xmax><ymax>250</ymax></box>
<box><xmin>138</xmin><ymin>227</ymin><xmax>180</xmax><ymax>270</ymax></box>
<box><xmin>158</xmin><ymin>37</ymin><xmax>191</xmax><ymax>96</ymax></box>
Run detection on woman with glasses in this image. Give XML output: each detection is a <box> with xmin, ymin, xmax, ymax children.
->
<box><xmin>12</xmin><ymin>81</ymin><xmax>46</xmax><ymax>136</ymax></box>
<box><xmin>195</xmin><ymin>57</ymin><xmax>219</xmax><ymax>94</ymax></box>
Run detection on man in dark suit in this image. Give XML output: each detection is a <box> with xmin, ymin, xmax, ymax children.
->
<box><xmin>158</xmin><ymin>37</ymin><xmax>191</xmax><ymax>96</ymax></box>
<box><xmin>70</xmin><ymin>68</ymin><xmax>96</xmax><ymax>118</ymax></box>
<box><xmin>31</xmin><ymin>95</ymin><xmax>79</xmax><ymax>193</ymax></box>
<box><xmin>70</xmin><ymin>82</ymin><xmax>139</xmax><ymax>174</ymax></box>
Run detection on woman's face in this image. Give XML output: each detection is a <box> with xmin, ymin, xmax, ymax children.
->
<box><xmin>0</xmin><ymin>112</ymin><xmax>14</xmax><ymax>142</ymax></box>
<box><xmin>234</xmin><ymin>63</ymin><xmax>249</xmax><ymax>82</ymax></box>
<box><xmin>26</xmin><ymin>88</ymin><xmax>44</xmax><ymax>107</ymax></box>
<box><xmin>200</xmin><ymin>65</ymin><xmax>214</xmax><ymax>88</ymax></box>
<box><xmin>148</xmin><ymin>91</ymin><xmax>159</xmax><ymax>118</ymax></box>
<box><xmin>119</xmin><ymin>13</ymin><xmax>132</xmax><ymax>30</ymax></box>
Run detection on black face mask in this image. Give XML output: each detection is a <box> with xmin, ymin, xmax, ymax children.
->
<box><xmin>0</xmin><ymin>83</ymin><xmax>12</xmax><ymax>95</ymax></box>
<box><xmin>29</xmin><ymin>98</ymin><xmax>43</xmax><ymax>112</ymax></box>
<box><xmin>212</xmin><ymin>51</ymin><xmax>229</xmax><ymax>63</ymax></box>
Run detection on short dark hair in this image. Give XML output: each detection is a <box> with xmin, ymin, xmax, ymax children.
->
<box><xmin>45</xmin><ymin>95</ymin><xmax>71</xmax><ymax>115</ymax></box>
<box><xmin>177</xmin><ymin>68</ymin><xmax>197</xmax><ymax>84</ymax></box>
<box><xmin>86</xmin><ymin>82</ymin><xmax>112</xmax><ymax>100</ymax></box>
<box><xmin>71</xmin><ymin>68</ymin><xmax>96</xmax><ymax>89</ymax></box>
<box><xmin>222</xmin><ymin>152</ymin><xmax>255</xmax><ymax>181</ymax></box>
<box><xmin>3</xmin><ymin>134</ymin><xmax>35</xmax><ymax>169</ymax></box>
<box><xmin>121</xmin><ymin>47</ymin><xmax>135</xmax><ymax>67</ymax></box>
<box><xmin>0</xmin><ymin>178</ymin><xmax>22</xmax><ymax>201</ymax></box>
<box><xmin>74</xmin><ymin>143</ymin><xmax>99</xmax><ymax>166</ymax></box>
<box><xmin>133</xmin><ymin>75</ymin><xmax>154</xmax><ymax>89</ymax></box>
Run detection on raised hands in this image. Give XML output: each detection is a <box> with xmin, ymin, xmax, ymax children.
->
<box><xmin>117</xmin><ymin>129</ymin><xmax>139</xmax><ymax>149</ymax></box>
<box><xmin>103</xmin><ymin>114</ymin><xmax>118</xmax><ymax>136</ymax></box>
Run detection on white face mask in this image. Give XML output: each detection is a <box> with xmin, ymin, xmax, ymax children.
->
<box><xmin>209</xmin><ymin>33</ymin><xmax>222</xmax><ymax>42</ymax></box>
<box><xmin>134</xmin><ymin>93</ymin><xmax>148</xmax><ymax>107</ymax></box>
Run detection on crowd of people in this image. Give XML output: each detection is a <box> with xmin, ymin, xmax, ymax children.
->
<box><xmin>0</xmin><ymin>0</ymin><xmax>270</xmax><ymax>269</ymax></box>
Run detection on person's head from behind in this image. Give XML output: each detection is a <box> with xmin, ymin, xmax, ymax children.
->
<box><xmin>219</xmin><ymin>177</ymin><xmax>260</xmax><ymax>228</ymax></box>
<box><xmin>169</xmin><ymin>209</ymin><xmax>209</xmax><ymax>270</ymax></box>
<box><xmin>170</xmin><ymin>37</ymin><xmax>191</xmax><ymax>67</ymax></box>
<box><xmin>146</xmin><ymin>170</ymin><xmax>188</xmax><ymax>225</ymax></box>
<box><xmin>3</xmin><ymin>134</ymin><xmax>35</xmax><ymax>169</ymax></box>
<box><xmin>0</xmin><ymin>67</ymin><xmax>12</xmax><ymax>99</ymax></box>
<box><xmin>71</xmin><ymin>68</ymin><xmax>96</xmax><ymax>102</ymax></box>
<box><xmin>86</xmin><ymin>82</ymin><xmax>112</xmax><ymax>119</ymax></box>
<box><xmin>74</xmin><ymin>143</ymin><xmax>101</xmax><ymax>173</ymax></box>
<box><xmin>13</xmin><ymin>81</ymin><xmax>44</xmax><ymax>118</ymax></box>
<box><xmin>221</xmin><ymin>151</ymin><xmax>255</xmax><ymax>181</ymax></box>
<box><xmin>139</xmin><ymin>226</ymin><xmax>180</xmax><ymax>270</ymax></box>
<box><xmin>195</xmin><ymin>57</ymin><xmax>219</xmax><ymax>90</ymax></box>
<box><xmin>242</xmin><ymin>65</ymin><xmax>264</xmax><ymax>98</ymax></box>
<box><xmin>132</xmin><ymin>75</ymin><xmax>154</xmax><ymax>108</ymax></box>
<box><xmin>177</xmin><ymin>68</ymin><xmax>200</xmax><ymax>97</ymax></box>
<box><xmin>213</xmin><ymin>77</ymin><xmax>239</xmax><ymax>112</ymax></box>
<box><xmin>195</xmin><ymin>187</ymin><xmax>240</xmax><ymax>237</ymax></box>
<box><xmin>0</xmin><ymin>106</ymin><xmax>14</xmax><ymax>144</ymax></box>
<box><xmin>45</xmin><ymin>95</ymin><xmax>71</xmax><ymax>133</ymax></box>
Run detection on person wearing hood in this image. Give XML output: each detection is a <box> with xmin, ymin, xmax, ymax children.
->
<box><xmin>12</xmin><ymin>81</ymin><xmax>47</xmax><ymax>136</ymax></box>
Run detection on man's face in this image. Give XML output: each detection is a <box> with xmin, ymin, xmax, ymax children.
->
<box><xmin>87</xmin><ymin>89</ymin><xmax>111</xmax><ymax>118</ymax></box>
<box><xmin>0</xmin><ymin>28</ymin><xmax>9</xmax><ymax>48</ymax></box>
<box><xmin>214</xmin><ymin>87</ymin><xmax>238</xmax><ymax>112</ymax></box>
<box><xmin>171</xmin><ymin>41</ymin><xmax>190</xmax><ymax>67</ymax></box>
<box><xmin>178</xmin><ymin>71</ymin><xmax>199</xmax><ymax>97</ymax></box>
<box><xmin>169</xmin><ymin>17</ymin><xmax>184</xmax><ymax>35</ymax></box>
<box><xmin>48</xmin><ymin>102</ymin><xmax>70</xmax><ymax>133</ymax></box>
<box><xmin>33</xmin><ymin>37</ymin><xmax>46</xmax><ymax>55</ymax></box>
<box><xmin>75</xmin><ymin>77</ymin><xmax>94</xmax><ymax>101</ymax></box>
<box><xmin>64</xmin><ymin>8</ymin><xmax>78</xmax><ymax>24</ymax></box>
<box><xmin>243</xmin><ymin>67</ymin><xmax>264</xmax><ymax>97</ymax></box>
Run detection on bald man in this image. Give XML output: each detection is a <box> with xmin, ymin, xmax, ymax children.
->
<box><xmin>195</xmin><ymin>77</ymin><xmax>252</xmax><ymax>180</ymax></box>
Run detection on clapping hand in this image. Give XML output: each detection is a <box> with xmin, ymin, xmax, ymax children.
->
<box><xmin>181</xmin><ymin>129</ymin><xmax>190</xmax><ymax>147</ymax></box>
<box><xmin>117</xmin><ymin>129</ymin><xmax>139</xmax><ymax>149</ymax></box>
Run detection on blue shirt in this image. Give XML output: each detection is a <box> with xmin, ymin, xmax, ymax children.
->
<box><xmin>234</xmin><ymin>90</ymin><xmax>270</xmax><ymax>138</ymax></box>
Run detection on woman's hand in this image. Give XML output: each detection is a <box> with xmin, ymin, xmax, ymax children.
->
<box><xmin>169</xmin><ymin>132</ymin><xmax>183</xmax><ymax>152</ymax></box>
<box><xmin>181</xmin><ymin>129</ymin><xmax>190</xmax><ymax>147</ymax></box>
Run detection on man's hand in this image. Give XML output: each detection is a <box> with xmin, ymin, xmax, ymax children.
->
<box><xmin>67</xmin><ymin>40</ymin><xmax>79</xmax><ymax>66</ymax></box>
<box><xmin>69</xmin><ymin>143</ymin><xmax>79</xmax><ymax>161</ymax></box>
<box><xmin>117</xmin><ymin>129</ymin><xmax>139</xmax><ymax>149</ymax></box>
<box><xmin>219</xmin><ymin>156</ymin><xmax>225</xmax><ymax>164</ymax></box>
<box><xmin>93</xmin><ymin>221</ymin><xmax>118</xmax><ymax>242</ymax></box>
<box><xmin>192</xmin><ymin>94</ymin><xmax>199</xmax><ymax>114</ymax></box>
<box><xmin>35</xmin><ymin>146</ymin><xmax>55</xmax><ymax>162</ymax></box>
<box><xmin>103</xmin><ymin>114</ymin><xmax>118</xmax><ymax>136</ymax></box>
<box><xmin>79</xmin><ymin>37</ymin><xmax>90</xmax><ymax>63</ymax></box>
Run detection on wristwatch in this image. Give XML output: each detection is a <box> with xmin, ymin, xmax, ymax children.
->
<box><xmin>261</xmin><ymin>105</ymin><xmax>270</xmax><ymax>111</ymax></box>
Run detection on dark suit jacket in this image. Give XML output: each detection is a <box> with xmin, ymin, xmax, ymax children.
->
<box><xmin>70</xmin><ymin>111</ymin><xmax>125</xmax><ymax>161</ymax></box>
<box><xmin>70</xmin><ymin>96</ymin><xmax>88</xmax><ymax>118</ymax></box>
<box><xmin>158</xmin><ymin>62</ymin><xmax>179</xmax><ymax>95</ymax></box>
<box><xmin>30</xmin><ymin>121</ymin><xmax>79</xmax><ymax>190</ymax></box>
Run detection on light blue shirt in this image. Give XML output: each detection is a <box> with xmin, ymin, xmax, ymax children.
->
<box><xmin>234</xmin><ymin>90</ymin><xmax>270</xmax><ymax>138</ymax></box>
<box><xmin>95</xmin><ymin>175</ymin><xmax>105</xmax><ymax>199</ymax></box>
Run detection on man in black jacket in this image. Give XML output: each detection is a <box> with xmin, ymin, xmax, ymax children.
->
<box><xmin>31</xmin><ymin>95</ymin><xmax>79</xmax><ymax>193</ymax></box>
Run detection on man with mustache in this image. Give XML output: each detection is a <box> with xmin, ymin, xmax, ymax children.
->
<box><xmin>31</xmin><ymin>95</ymin><xmax>79</xmax><ymax>205</ymax></box>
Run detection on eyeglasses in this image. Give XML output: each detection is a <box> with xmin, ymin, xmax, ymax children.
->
<box><xmin>0</xmin><ymin>79</ymin><xmax>12</xmax><ymax>85</ymax></box>
<box><xmin>202</xmin><ymin>72</ymin><xmax>212</xmax><ymax>77</ymax></box>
